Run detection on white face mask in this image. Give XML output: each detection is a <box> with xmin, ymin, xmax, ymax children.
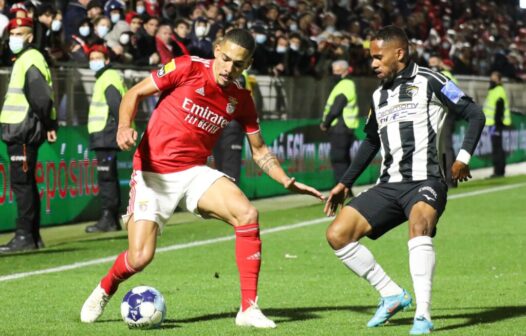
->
<box><xmin>276</xmin><ymin>45</ymin><xmax>287</xmax><ymax>53</ymax></box>
<box><xmin>288</xmin><ymin>0</ymin><xmax>297</xmax><ymax>7</ymax></box>
<box><xmin>96</xmin><ymin>25</ymin><xmax>109</xmax><ymax>38</ymax></box>
<box><xmin>111</xmin><ymin>13</ymin><xmax>120</xmax><ymax>24</ymax></box>
<box><xmin>51</xmin><ymin>20</ymin><xmax>62</xmax><ymax>32</ymax></box>
<box><xmin>136</xmin><ymin>6</ymin><xmax>145</xmax><ymax>14</ymax></box>
<box><xmin>255</xmin><ymin>34</ymin><xmax>267</xmax><ymax>44</ymax></box>
<box><xmin>195</xmin><ymin>26</ymin><xmax>207</xmax><ymax>38</ymax></box>
<box><xmin>289</xmin><ymin>43</ymin><xmax>300</xmax><ymax>51</ymax></box>
<box><xmin>79</xmin><ymin>26</ymin><xmax>90</xmax><ymax>37</ymax></box>
<box><xmin>89</xmin><ymin>59</ymin><xmax>106</xmax><ymax>72</ymax></box>
<box><xmin>9</xmin><ymin>36</ymin><xmax>25</xmax><ymax>54</ymax></box>
<box><xmin>119</xmin><ymin>33</ymin><xmax>130</xmax><ymax>45</ymax></box>
<box><xmin>290</xmin><ymin>23</ymin><xmax>298</xmax><ymax>32</ymax></box>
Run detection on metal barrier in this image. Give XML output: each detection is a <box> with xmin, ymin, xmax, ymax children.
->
<box><xmin>0</xmin><ymin>67</ymin><xmax>524</xmax><ymax>125</ymax></box>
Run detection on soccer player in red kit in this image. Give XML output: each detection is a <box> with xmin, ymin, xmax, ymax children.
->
<box><xmin>81</xmin><ymin>29</ymin><xmax>324</xmax><ymax>329</ymax></box>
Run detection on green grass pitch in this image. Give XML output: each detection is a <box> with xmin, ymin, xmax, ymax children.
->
<box><xmin>0</xmin><ymin>175</ymin><xmax>525</xmax><ymax>335</ymax></box>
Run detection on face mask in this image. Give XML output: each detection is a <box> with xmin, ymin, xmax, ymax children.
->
<box><xmin>276</xmin><ymin>45</ymin><xmax>287</xmax><ymax>53</ymax></box>
<box><xmin>289</xmin><ymin>43</ymin><xmax>300</xmax><ymax>51</ymax></box>
<box><xmin>195</xmin><ymin>26</ymin><xmax>207</xmax><ymax>38</ymax></box>
<box><xmin>96</xmin><ymin>25</ymin><xmax>109</xmax><ymax>38</ymax></box>
<box><xmin>119</xmin><ymin>33</ymin><xmax>130</xmax><ymax>45</ymax></box>
<box><xmin>111</xmin><ymin>13</ymin><xmax>120</xmax><ymax>24</ymax></box>
<box><xmin>226</xmin><ymin>13</ymin><xmax>233</xmax><ymax>22</ymax></box>
<box><xmin>288</xmin><ymin>0</ymin><xmax>297</xmax><ymax>7</ymax></box>
<box><xmin>149</xmin><ymin>0</ymin><xmax>157</xmax><ymax>3</ymax></box>
<box><xmin>430</xmin><ymin>66</ymin><xmax>440</xmax><ymax>72</ymax></box>
<box><xmin>89</xmin><ymin>59</ymin><xmax>106</xmax><ymax>72</ymax></box>
<box><xmin>79</xmin><ymin>26</ymin><xmax>90</xmax><ymax>37</ymax></box>
<box><xmin>290</xmin><ymin>23</ymin><xmax>298</xmax><ymax>32</ymax></box>
<box><xmin>9</xmin><ymin>36</ymin><xmax>25</xmax><ymax>54</ymax></box>
<box><xmin>51</xmin><ymin>20</ymin><xmax>62</xmax><ymax>32</ymax></box>
<box><xmin>136</xmin><ymin>6</ymin><xmax>145</xmax><ymax>14</ymax></box>
<box><xmin>255</xmin><ymin>34</ymin><xmax>267</xmax><ymax>44</ymax></box>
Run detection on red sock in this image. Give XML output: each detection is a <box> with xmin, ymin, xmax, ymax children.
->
<box><xmin>100</xmin><ymin>251</ymin><xmax>137</xmax><ymax>295</ymax></box>
<box><xmin>235</xmin><ymin>223</ymin><xmax>261</xmax><ymax>311</ymax></box>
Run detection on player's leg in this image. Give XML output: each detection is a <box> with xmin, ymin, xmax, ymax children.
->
<box><xmin>196</xmin><ymin>176</ymin><xmax>275</xmax><ymax>328</ymax></box>
<box><xmin>326</xmin><ymin>186</ymin><xmax>411</xmax><ymax>327</ymax></box>
<box><xmin>81</xmin><ymin>217</ymin><xmax>158</xmax><ymax>323</ymax></box>
<box><xmin>405</xmin><ymin>180</ymin><xmax>447</xmax><ymax>335</ymax></box>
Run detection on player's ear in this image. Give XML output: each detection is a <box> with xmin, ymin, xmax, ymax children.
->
<box><xmin>396</xmin><ymin>47</ymin><xmax>405</xmax><ymax>62</ymax></box>
<box><xmin>245</xmin><ymin>58</ymin><xmax>253</xmax><ymax>70</ymax></box>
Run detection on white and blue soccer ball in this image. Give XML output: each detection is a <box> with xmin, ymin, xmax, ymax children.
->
<box><xmin>121</xmin><ymin>286</ymin><xmax>166</xmax><ymax>329</ymax></box>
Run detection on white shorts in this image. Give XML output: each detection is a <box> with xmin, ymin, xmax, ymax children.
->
<box><xmin>122</xmin><ymin>166</ymin><xmax>226</xmax><ymax>231</ymax></box>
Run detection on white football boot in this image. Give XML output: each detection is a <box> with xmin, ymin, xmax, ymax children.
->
<box><xmin>80</xmin><ymin>284</ymin><xmax>112</xmax><ymax>323</ymax></box>
<box><xmin>235</xmin><ymin>298</ymin><xmax>276</xmax><ymax>329</ymax></box>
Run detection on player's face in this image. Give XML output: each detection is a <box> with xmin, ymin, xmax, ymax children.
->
<box><xmin>213</xmin><ymin>40</ymin><xmax>252</xmax><ymax>87</ymax></box>
<box><xmin>370</xmin><ymin>39</ymin><xmax>403</xmax><ymax>81</ymax></box>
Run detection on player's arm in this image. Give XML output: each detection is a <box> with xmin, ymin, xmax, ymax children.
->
<box><xmin>117</xmin><ymin>76</ymin><xmax>158</xmax><ymax>151</ymax></box>
<box><xmin>324</xmin><ymin>107</ymin><xmax>380</xmax><ymax>216</ymax></box>
<box><xmin>431</xmin><ymin>77</ymin><xmax>486</xmax><ymax>182</ymax></box>
<box><xmin>246</xmin><ymin>131</ymin><xmax>324</xmax><ymax>200</ymax></box>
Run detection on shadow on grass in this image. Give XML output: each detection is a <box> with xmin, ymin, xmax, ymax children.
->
<box><xmin>0</xmin><ymin>247</ymin><xmax>80</xmax><ymax>257</ymax></box>
<box><xmin>174</xmin><ymin>305</ymin><xmax>376</xmax><ymax>325</ymax></box>
<box><xmin>393</xmin><ymin>306</ymin><xmax>526</xmax><ymax>332</ymax></box>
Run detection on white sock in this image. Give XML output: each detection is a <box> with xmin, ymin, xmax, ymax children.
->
<box><xmin>335</xmin><ymin>241</ymin><xmax>403</xmax><ymax>297</ymax></box>
<box><xmin>408</xmin><ymin>236</ymin><xmax>435</xmax><ymax>322</ymax></box>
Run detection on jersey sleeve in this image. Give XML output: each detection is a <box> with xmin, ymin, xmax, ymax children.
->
<box><xmin>236</xmin><ymin>93</ymin><xmax>260</xmax><ymax>134</ymax></box>
<box><xmin>151</xmin><ymin>55</ymin><xmax>192</xmax><ymax>92</ymax></box>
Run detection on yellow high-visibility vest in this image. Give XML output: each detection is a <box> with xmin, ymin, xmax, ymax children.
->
<box><xmin>483</xmin><ymin>85</ymin><xmax>511</xmax><ymax>126</ymax></box>
<box><xmin>322</xmin><ymin>78</ymin><xmax>359</xmax><ymax>129</ymax></box>
<box><xmin>0</xmin><ymin>49</ymin><xmax>56</xmax><ymax>124</ymax></box>
<box><xmin>88</xmin><ymin>69</ymin><xmax>127</xmax><ymax>134</ymax></box>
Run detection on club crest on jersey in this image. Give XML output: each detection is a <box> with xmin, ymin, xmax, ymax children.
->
<box><xmin>402</xmin><ymin>85</ymin><xmax>419</xmax><ymax>98</ymax></box>
<box><xmin>226</xmin><ymin>97</ymin><xmax>237</xmax><ymax>114</ymax></box>
<box><xmin>157</xmin><ymin>59</ymin><xmax>176</xmax><ymax>77</ymax></box>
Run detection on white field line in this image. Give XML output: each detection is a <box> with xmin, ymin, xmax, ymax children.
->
<box><xmin>1</xmin><ymin>182</ymin><xmax>525</xmax><ymax>283</ymax></box>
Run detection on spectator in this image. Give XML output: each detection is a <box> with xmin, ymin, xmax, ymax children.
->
<box><xmin>134</xmin><ymin>15</ymin><xmax>160</xmax><ymax>66</ymax></box>
<box><xmin>283</xmin><ymin>32</ymin><xmax>312</xmax><ymax>76</ymax></box>
<box><xmin>103</xmin><ymin>0</ymin><xmax>130</xmax><ymax>60</ymax></box>
<box><xmin>64</xmin><ymin>0</ymin><xmax>90</xmax><ymax>44</ymax></box>
<box><xmin>86</xmin><ymin>0</ymin><xmax>103</xmax><ymax>22</ymax></box>
<box><xmin>69</xmin><ymin>18</ymin><xmax>94</xmax><ymax>62</ymax></box>
<box><xmin>250</xmin><ymin>22</ymin><xmax>273</xmax><ymax>75</ymax></box>
<box><xmin>47</xmin><ymin>10</ymin><xmax>69</xmax><ymax>63</ymax></box>
<box><xmin>0</xmin><ymin>0</ymin><xmax>8</xmax><ymax>37</ymax></box>
<box><xmin>156</xmin><ymin>23</ymin><xmax>174</xmax><ymax>64</ymax></box>
<box><xmin>171</xmin><ymin>18</ymin><xmax>191</xmax><ymax>57</ymax></box>
<box><xmin>33</xmin><ymin>3</ymin><xmax>56</xmax><ymax>55</ymax></box>
<box><xmin>188</xmin><ymin>16</ymin><xmax>213</xmax><ymax>58</ymax></box>
<box><xmin>125</xmin><ymin>11</ymin><xmax>142</xmax><ymax>34</ymax></box>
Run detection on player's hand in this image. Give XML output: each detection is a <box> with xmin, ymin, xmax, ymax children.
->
<box><xmin>47</xmin><ymin>130</ymin><xmax>57</xmax><ymax>143</ymax></box>
<box><xmin>117</xmin><ymin>126</ymin><xmax>138</xmax><ymax>151</ymax></box>
<box><xmin>451</xmin><ymin>160</ymin><xmax>471</xmax><ymax>183</ymax></box>
<box><xmin>284</xmin><ymin>177</ymin><xmax>325</xmax><ymax>201</ymax></box>
<box><xmin>324</xmin><ymin>183</ymin><xmax>349</xmax><ymax>217</ymax></box>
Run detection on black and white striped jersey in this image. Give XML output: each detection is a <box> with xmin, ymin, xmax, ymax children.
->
<box><xmin>361</xmin><ymin>62</ymin><xmax>481</xmax><ymax>183</ymax></box>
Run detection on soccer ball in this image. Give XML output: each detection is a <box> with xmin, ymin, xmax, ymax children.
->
<box><xmin>121</xmin><ymin>286</ymin><xmax>166</xmax><ymax>329</ymax></box>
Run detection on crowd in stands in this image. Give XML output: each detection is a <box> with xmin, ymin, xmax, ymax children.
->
<box><xmin>0</xmin><ymin>0</ymin><xmax>524</xmax><ymax>80</ymax></box>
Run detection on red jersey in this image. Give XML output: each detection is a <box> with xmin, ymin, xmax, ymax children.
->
<box><xmin>133</xmin><ymin>55</ymin><xmax>260</xmax><ymax>173</ymax></box>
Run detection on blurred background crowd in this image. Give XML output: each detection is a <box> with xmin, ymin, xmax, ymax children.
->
<box><xmin>0</xmin><ymin>0</ymin><xmax>524</xmax><ymax>80</ymax></box>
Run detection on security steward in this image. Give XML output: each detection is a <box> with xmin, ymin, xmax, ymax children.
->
<box><xmin>321</xmin><ymin>59</ymin><xmax>359</xmax><ymax>185</ymax></box>
<box><xmin>84</xmin><ymin>44</ymin><xmax>127</xmax><ymax>233</ymax></box>
<box><xmin>0</xmin><ymin>18</ymin><xmax>57</xmax><ymax>253</ymax></box>
<box><xmin>484</xmin><ymin>71</ymin><xmax>511</xmax><ymax>177</ymax></box>
<box><xmin>212</xmin><ymin>70</ymin><xmax>252</xmax><ymax>184</ymax></box>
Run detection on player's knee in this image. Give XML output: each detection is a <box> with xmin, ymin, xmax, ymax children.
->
<box><xmin>127</xmin><ymin>249</ymin><xmax>155</xmax><ymax>271</ymax></box>
<box><xmin>234</xmin><ymin>204</ymin><xmax>259</xmax><ymax>226</ymax></box>
<box><xmin>326</xmin><ymin>220</ymin><xmax>357</xmax><ymax>249</ymax></box>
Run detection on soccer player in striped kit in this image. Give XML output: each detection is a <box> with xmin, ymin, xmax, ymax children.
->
<box><xmin>324</xmin><ymin>26</ymin><xmax>485</xmax><ymax>335</ymax></box>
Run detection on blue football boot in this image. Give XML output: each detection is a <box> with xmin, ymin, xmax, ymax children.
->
<box><xmin>409</xmin><ymin>316</ymin><xmax>433</xmax><ymax>335</ymax></box>
<box><xmin>367</xmin><ymin>290</ymin><xmax>412</xmax><ymax>327</ymax></box>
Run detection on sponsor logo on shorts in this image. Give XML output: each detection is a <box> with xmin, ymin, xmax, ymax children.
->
<box><xmin>138</xmin><ymin>200</ymin><xmax>149</xmax><ymax>212</ymax></box>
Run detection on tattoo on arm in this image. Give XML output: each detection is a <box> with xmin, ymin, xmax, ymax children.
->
<box><xmin>256</xmin><ymin>152</ymin><xmax>279</xmax><ymax>175</ymax></box>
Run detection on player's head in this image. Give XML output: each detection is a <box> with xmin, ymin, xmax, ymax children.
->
<box><xmin>213</xmin><ymin>28</ymin><xmax>254</xmax><ymax>87</ymax></box>
<box><xmin>370</xmin><ymin>25</ymin><xmax>409</xmax><ymax>82</ymax></box>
